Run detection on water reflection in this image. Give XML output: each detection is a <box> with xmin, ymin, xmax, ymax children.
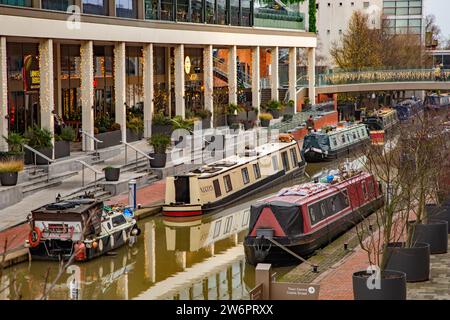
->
<box><xmin>1</xmin><ymin>151</ymin><xmax>368</xmax><ymax>300</ymax></box>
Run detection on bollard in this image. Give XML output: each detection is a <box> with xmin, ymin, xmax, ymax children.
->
<box><xmin>128</xmin><ymin>179</ymin><xmax>137</xmax><ymax>209</ymax></box>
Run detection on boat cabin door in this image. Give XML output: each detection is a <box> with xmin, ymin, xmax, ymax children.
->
<box><xmin>174</xmin><ymin>176</ymin><xmax>190</xmax><ymax>204</ymax></box>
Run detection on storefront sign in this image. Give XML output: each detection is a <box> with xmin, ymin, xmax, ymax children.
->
<box><xmin>184</xmin><ymin>56</ymin><xmax>191</xmax><ymax>74</ymax></box>
<box><xmin>30</xmin><ymin>70</ymin><xmax>40</xmax><ymax>90</ymax></box>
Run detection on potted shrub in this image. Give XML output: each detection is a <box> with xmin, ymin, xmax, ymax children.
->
<box><xmin>127</xmin><ymin>116</ymin><xmax>144</xmax><ymax>142</ymax></box>
<box><xmin>265</xmin><ymin>100</ymin><xmax>283</xmax><ymax>119</ymax></box>
<box><xmin>94</xmin><ymin>115</ymin><xmax>122</xmax><ymax>149</ymax></box>
<box><xmin>352</xmin><ymin>143</ymin><xmax>409</xmax><ymax>299</ymax></box>
<box><xmin>242</xmin><ymin>120</ymin><xmax>255</xmax><ymax>131</ymax></box>
<box><xmin>148</xmin><ymin>134</ymin><xmax>171</xmax><ymax>168</ymax></box>
<box><xmin>24</xmin><ymin>125</ymin><xmax>53</xmax><ymax>165</ymax></box>
<box><xmin>0</xmin><ymin>159</ymin><xmax>24</xmax><ymax>186</ymax></box>
<box><xmin>226</xmin><ymin>103</ymin><xmax>244</xmax><ymax>126</ymax></box>
<box><xmin>54</xmin><ymin>126</ymin><xmax>75</xmax><ymax>159</ymax></box>
<box><xmin>151</xmin><ymin>112</ymin><xmax>173</xmax><ymax>136</ymax></box>
<box><xmin>259</xmin><ymin>113</ymin><xmax>273</xmax><ymax>127</ymax></box>
<box><xmin>2</xmin><ymin>132</ymin><xmax>27</xmax><ymax>162</ymax></box>
<box><xmin>103</xmin><ymin>166</ymin><xmax>120</xmax><ymax>182</ymax></box>
<box><xmin>194</xmin><ymin>109</ymin><xmax>212</xmax><ymax>129</ymax></box>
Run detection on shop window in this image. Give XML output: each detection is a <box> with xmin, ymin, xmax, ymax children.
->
<box><xmin>83</xmin><ymin>0</ymin><xmax>109</xmax><ymax>16</ymax></box>
<box><xmin>116</xmin><ymin>0</ymin><xmax>138</xmax><ymax>19</ymax></box>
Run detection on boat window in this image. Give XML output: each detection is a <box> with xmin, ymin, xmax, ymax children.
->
<box><xmin>368</xmin><ymin>178</ymin><xmax>375</xmax><ymax>196</ymax></box>
<box><xmin>362</xmin><ymin>181</ymin><xmax>368</xmax><ymax>200</ymax></box>
<box><xmin>223</xmin><ymin>175</ymin><xmax>233</xmax><ymax>192</ymax></box>
<box><xmin>241</xmin><ymin>167</ymin><xmax>250</xmax><ymax>185</ymax></box>
<box><xmin>320</xmin><ymin>202</ymin><xmax>327</xmax><ymax>217</ymax></box>
<box><xmin>253</xmin><ymin>163</ymin><xmax>261</xmax><ymax>179</ymax></box>
<box><xmin>309</xmin><ymin>207</ymin><xmax>317</xmax><ymax>224</ymax></box>
<box><xmin>361</xmin><ymin>129</ymin><xmax>365</xmax><ymax>137</ymax></box>
<box><xmin>242</xmin><ymin>209</ymin><xmax>250</xmax><ymax>227</ymax></box>
<box><xmin>331</xmin><ymin>136</ymin><xmax>338</xmax><ymax>147</ymax></box>
<box><xmin>281</xmin><ymin>151</ymin><xmax>290</xmax><ymax>172</ymax></box>
<box><xmin>213</xmin><ymin>220</ymin><xmax>222</xmax><ymax>238</ymax></box>
<box><xmin>213</xmin><ymin>179</ymin><xmax>222</xmax><ymax>197</ymax></box>
<box><xmin>353</xmin><ymin>132</ymin><xmax>357</xmax><ymax>140</ymax></box>
<box><xmin>272</xmin><ymin>155</ymin><xmax>279</xmax><ymax>172</ymax></box>
<box><xmin>107</xmin><ymin>222</ymin><xmax>112</xmax><ymax>230</ymax></box>
<box><xmin>290</xmin><ymin>148</ymin><xmax>298</xmax><ymax>166</ymax></box>
<box><xmin>224</xmin><ymin>216</ymin><xmax>233</xmax><ymax>234</ymax></box>
<box><xmin>341</xmin><ymin>134</ymin><xmax>346</xmax><ymax>143</ymax></box>
<box><xmin>112</xmin><ymin>215</ymin><xmax>127</xmax><ymax>227</ymax></box>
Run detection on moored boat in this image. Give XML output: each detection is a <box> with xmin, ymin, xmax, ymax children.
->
<box><xmin>394</xmin><ymin>99</ymin><xmax>423</xmax><ymax>122</ymax></box>
<box><xmin>26</xmin><ymin>198</ymin><xmax>140</xmax><ymax>261</ymax></box>
<box><xmin>244</xmin><ymin>169</ymin><xmax>384</xmax><ymax>266</ymax></box>
<box><xmin>302</xmin><ymin>123</ymin><xmax>370</xmax><ymax>162</ymax></box>
<box><xmin>424</xmin><ymin>93</ymin><xmax>450</xmax><ymax>111</ymax></box>
<box><xmin>163</xmin><ymin>136</ymin><xmax>306</xmax><ymax>217</ymax></box>
<box><xmin>362</xmin><ymin>108</ymin><xmax>399</xmax><ymax>145</ymax></box>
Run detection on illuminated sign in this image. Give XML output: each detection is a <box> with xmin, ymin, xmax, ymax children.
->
<box><xmin>184</xmin><ymin>56</ymin><xmax>191</xmax><ymax>74</ymax></box>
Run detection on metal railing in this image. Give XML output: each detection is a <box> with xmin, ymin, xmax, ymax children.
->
<box><xmin>75</xmin><ymin>159</ymin><xmax>103</xmax><ymax>188</ymax></box>
<box><xmin>121</xmin><ymin>141</ymin><xmax>153</xmax><ymax>172</ymax></box>
<box><xmin>79</xmin><ymin>129</ymin><xmax>103</xmax><ymax>154</ymax></box>
<box><xmin>23</xmin><ymin>144</ymin><xmax>55</xmax><ymax>182</ymax></box>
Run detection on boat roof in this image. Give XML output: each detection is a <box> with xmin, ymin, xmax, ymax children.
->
<box><xmin>187</xmin><ymin>140</ymin><xmax>297</xmax><ymax>178</ymax></box>
<box><xmin>306</xmin><ymin>123</ymin><xmax>366</xmax><ymax>137</ymax></box>
<box><xmin>259</xmin><ymin>170</ymin><xmax>372</xmax><ymax>206</ymax></box>
<box><xmin>32</xmin><ymin>198</ymin><xmax>102</xmax><ymax>214</ymax></box>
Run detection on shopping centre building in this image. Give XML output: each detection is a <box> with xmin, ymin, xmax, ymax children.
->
<box><xmin>0</xmin><ymin>1</ymin><xmax>317</xmax><ymax>151</ymax></box>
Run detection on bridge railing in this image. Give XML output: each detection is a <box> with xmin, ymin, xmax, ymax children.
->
<box><xmin>317</xmin><ymin>69</ymin><xmax>450</xmax><ymax>86</ymax></box>
<box><xmin>296</xmin><ymin>69</ymin><xmax>450</xmax><ymax>88</ymax></box>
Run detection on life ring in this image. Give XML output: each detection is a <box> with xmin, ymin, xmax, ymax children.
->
<box><xmin>28</xmin><ymin>227</ymin><xmax>42</xmax><ymax>248</ymax></box>
<box><xmin>110</xmin><ymin>235</ymin><xmax>115</xmax><ymax>248</ymax></box>
<box><xmin>98</xmin><ymin>239</ymin><xmax>104</xmax><ymax>252</ymax></box>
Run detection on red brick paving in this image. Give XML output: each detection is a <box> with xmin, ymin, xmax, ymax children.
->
<box><xmin>0</xmin><ymin>223</ymin><xmax>30</xmax><ymax>256</ymax></box>
<box><xmin>105</xmin><ymin>179</ymin><xmax>166</xmax><ymax>208</ymax></box>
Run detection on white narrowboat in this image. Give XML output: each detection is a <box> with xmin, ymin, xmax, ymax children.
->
<box><xmin>163</xmin><ymin>137</ymin><xmax>306</xmax><ymax>217</ymax></box>
<box><xmin>302</xmin><ymin>123</ymin><xmax>370</xmax><ymax>162</ymax></box>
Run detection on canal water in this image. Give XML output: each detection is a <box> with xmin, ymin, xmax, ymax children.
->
<box><xmin>1</xmin><ymin>155</ymin><xmax>367</xmax><ymax>300</ymax></box>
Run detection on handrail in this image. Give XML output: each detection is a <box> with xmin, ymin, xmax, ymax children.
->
<box><xmin>23</xmin><ymin>144</ymin><xmax>55</xmax><ymax>163</ymax></box>
<box><xmin>75</xmin><ymin>159</ymin><xmax>103</xmax><ymax>188</ymax></box>
<box><xmin>23</xmin><ymin>144</ymin><xmax>55</xmax><ymax>182</ymax></box>
<box><xmin>121</xmin><ymin>141</ymin><xmax>153</xmax><ymax>172</ymax></box>
<box><xmin>79</xmin><ymin>129</ymin><xmax>103</xmax><ymax>153</ymax></box>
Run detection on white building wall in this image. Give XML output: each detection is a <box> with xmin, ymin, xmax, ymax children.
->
<box><xmin>300</xmin><ymin>0</ymin><xmax>383</xmax><ymax>67</ymax></box>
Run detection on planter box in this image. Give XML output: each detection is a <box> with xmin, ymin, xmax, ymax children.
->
<box><xmin>247</xmin><ymin>111</ymin><xmax>258</xmax><ymax>121</ymax></box>
<box><xmin>409</xmin><ymin>220</ymin><xmax>448</xmax><ymax>254</ymax></box>
<box><xmin>385</xmin><ymin>242</ymin><xmax>430</xmax><ymax>282</ymax></box>
<box><xmin>25</xmin><ymin>147</ymin><xmax>52</xmax><ymax>165</ymax></box>
<box><xmin>126</xmin><ymin>129</ymin><xmax>143</xmax><ymax>143</ymax></box>
<box><xmin>151</xmin><ymin>124</ymin><xmax>173</xmax><ymax>136</ymax></box>
<box><xmin>425</xmin><ymin>204</ymin><xmax>450</xmax><ymax>233</ymax></box>
<box><xmin>269</xmin><ymin>109</ymin><xmax>280</xmax><ymax>119</ymax></box>
<box><xmin>353</xmin><ymin>270</ymin><xmax>406</xmax><ymax>300</ymax></box>
<box><xmin>104</xmin><ymin>167</ymin><xmax>120</xmax><ymax>181</ymax></box>
<box><xmin>95</xmin><ymin>130</ymin><xmax>122</xmax><ymax>149</ymax></box>
<box><xmin>260</xmin><ymin>119</ymin><xmax>271</xmax><ymax>127</ymax></box>
<box><xmin>54</xmin><ymin>140</ymin><xmax>70</xmax><ymax>159</ymax></box>
<box><xmin>0</xmin><ymin>172</ymin><xmax>19</xmax><ymax>186</ymax></box>
<box><xmin>201</xmin><ymin>118</ymin><xmax>211</xmax><ymax>130</ymax></box>
<box><xmin>149</xmin><ymin>153</ymin><xmax>167</xmax><ymax>168</ymax></box>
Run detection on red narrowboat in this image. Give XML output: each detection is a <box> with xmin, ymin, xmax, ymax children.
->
<box><xmin>244</xmin><ymin>170</ymin><xmax>384</xmax><ymax>266</ymax></box>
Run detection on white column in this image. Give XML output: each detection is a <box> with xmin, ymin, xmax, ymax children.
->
<box><xmin>251</xmin><ymin>46</ymin><xmax>260</xmax><ymax>114</ymax></box>
<box><xmin>308</xmin><ymin>47</ymin><xmax>316</xmax><ymax>104</ymax></box>
<box><xmin>39</xmin><ymin>39</ymin><xmax>55</xmax><ymax>154</ymax></box>
<box><xmin>0</xmin><ymin>37</ymin><xmax>7</xmax><ymax>152</ymax></box>
<box><xmin>143</xmin><ymin>43</ymin><xmax>154</xmax><ymax>138</ymax></box>
<box><xmin>288</xmin><ymin>47</ymin><xmax>297</xmax><ymax>113</ymax></box>
<box><xmin>80</xmin><ymin>41</ymin><xmax>94</xmax><ymax>151</ymax></box>
<box><xmin>228</xmin><ymin>45</ymin><xmax>237</xmax><ymax>105</ymax></box>
<box><xmin>271</xmin><ymin>47</ymin><xmax>279</xmax><ymax>101</ymax></box>
<box><xmin>174</xmin><ymin>44</ymin><xmax>185</xmax><ymax>118</ymax></box>
<box><xmin>203</xmin><ymin>45</ymin><xmax>214</xmax><ymax>127</ymax></box>
<box><xmin>114</xmin><ymin>42</ymin><xmax>127</xmax><ymax>143</ymax></box>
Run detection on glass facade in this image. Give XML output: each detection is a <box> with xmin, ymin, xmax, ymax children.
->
<box><xmin>93</xmin><ymin>45</ymin><xmax>115</xmax><ymax>119</ymax></box>
<box><xmin>383</xmin><ymin>0</ymin><xmax>423</xmax><ymax>34</ymax></box>
<box><xmin>6</xmin><ymin>43</ymin><xmax>40</xmax><ymax>133</ymax></box>
<box><xmin>42</xmin><ymin>0</ymin><xmax>74</xmax><ymax>11</ymax></box>
<box><xmin>0</xmin><ymin>0</ymin><xmax>32</xmax><ymax>6</ymax></box>
<box><xmin>143</xmin><ymin>0</ymin><xmax>253</xmax><ymax>26</ymax></box>
<box><xmin>82</xmin><ymin>0</ymin><xmax>109</xmax><ymax>15</ymax></box>
<box><xmin>116</xmin><ymin>0</ymin><xmax>138</xmax><ymax>18</ymax></box>
<box><xmin>60</xmin><ymin>45</ymin><xmax>81</xmax><ymax>123</ymax></box>
<box><xmin>125</xmin><ymin>46</ymin><xmax>144</xmax><ymax>111</ymax></box>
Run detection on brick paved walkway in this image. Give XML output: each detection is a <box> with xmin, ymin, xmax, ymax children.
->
<box><xmin>105</xmin><ymin>179</ymin><xmax>166</xmax><ymax>208</ymax></box>
<box><xmin>314</xmin><ymin>235</ymin><xmax>450</xmax><ymax>300</ymax></box>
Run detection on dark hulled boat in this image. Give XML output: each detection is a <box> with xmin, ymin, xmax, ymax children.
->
<box><xmin>244</xmin><ymin>170</ymin><xmax>383</xmax><ymax>266</ymax></box>
<box><xmin>302</xmin><ymin>123</ymin><xmax>370</xmax><ymax>162</ymax></box>
<box><xmin>362</xmin><ymin>108</ymin><xmax>399</xmax><ymax>145</ymax></box>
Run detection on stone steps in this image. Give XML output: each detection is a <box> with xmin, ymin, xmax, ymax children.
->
<box><xmin>22</xmin><ymin>171</ymin><xmax>79</xmax><ymax>197</ymax></box>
